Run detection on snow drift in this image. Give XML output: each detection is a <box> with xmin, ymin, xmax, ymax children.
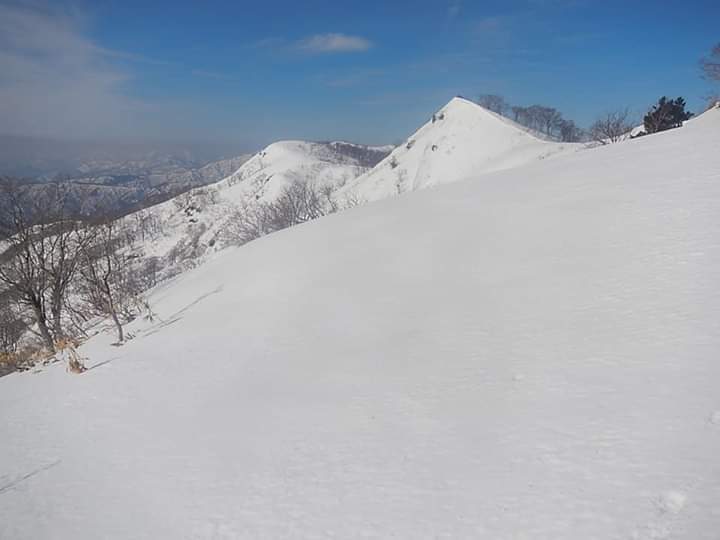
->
<box><xmin>1</xmin><ymin>108</ymin><xmax>720</xmax><ymax>539</ymax></box>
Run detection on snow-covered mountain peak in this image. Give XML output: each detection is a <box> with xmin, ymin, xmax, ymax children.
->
<box><xmin>341</xmin><ymin>96</ymin><xmax>580</xmax><ymax>201</ymax></box>
<box><xmin>218</xmin><ymin>139</ymin><xmax>390</xmax><ymax>204</ymax></box>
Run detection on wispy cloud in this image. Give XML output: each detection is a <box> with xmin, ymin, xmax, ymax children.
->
<box><xmin>0</xmin><ymin>3</ymin><xmax>148</xmax><ymax>138</ymax></box>
<box><xmin>0</xmin><ymin>3</ymin><xmax>231</xmax><ymax>140</ymax></box>
<box><xmin>296</xmin><ymin>33</ymin><xmax>373</xmax><ymax>54</ymax></box>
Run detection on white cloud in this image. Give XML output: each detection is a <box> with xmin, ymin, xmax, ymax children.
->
<box><xmin>0</xmin><ymin>3</ymin><xmax>162</xmax><ymax>139</ymax></box>
<box><xmin>297</xmin><ymin>33</ymin><xmax>373</xmax><ymax>54</ymax></box>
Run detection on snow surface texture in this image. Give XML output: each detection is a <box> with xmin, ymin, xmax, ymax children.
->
<box><xmin>1</xmin><ymin>108</ymin><xmax>720</xmax><ymax>539</ymax></box>
<box><xmin>341</xmin><ymin>97</ymin><xmax>581</xmax><ymax>201</ymax></box>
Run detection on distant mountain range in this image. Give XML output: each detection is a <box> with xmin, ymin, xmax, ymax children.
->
<box><xmin>17</xmin><ymin>154</ymin><xmax>253</xmax><ymax>218</ymax></box>
<box><xmin>0</xmin><ymin>135</ymin><xmax>246</xmax><ymax>180</ymax></box>
<box><xmin>0</xmin><ymin>136</ymin><xmax>256</xmax><ymax>223</ymax></box>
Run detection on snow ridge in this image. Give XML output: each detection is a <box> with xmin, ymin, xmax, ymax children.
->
<box><xmin>342</xmin><ymin>97</ymin><xmax>581</xmax><ymax>201</ymax></box>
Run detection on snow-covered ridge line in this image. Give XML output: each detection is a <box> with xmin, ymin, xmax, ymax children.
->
<box><xmin>340</xmin><ymin>97</ymin><xmax>583</xmax><ymax>202</ymax></box>
<box><xmin>107</xmin><ymin>139</ymin><xmax>391</xmax><ymax>282</ymax></box>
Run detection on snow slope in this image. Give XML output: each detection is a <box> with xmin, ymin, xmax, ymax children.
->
<box><xmin>341</xmin><ymin>97</ymin><xmax>581</xmax><ymax>201</ymax></box>
<box><xmin>1</xmin><ymin>109</ymin><xmax>720</xmax><ymax>539</ymax></box>
<box><xmin>221</xmin><ymin>140</ymin><xmax>389</xmax><ymax>204</ymax></box>
<box><xmin>126</xmin><ymin>140</ymin><xmax>390</xmax><ymax>275</ymax></box>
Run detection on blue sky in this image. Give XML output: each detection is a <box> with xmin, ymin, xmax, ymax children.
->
<box><xmin>1</xmin><ymin>0</ymin><xmax>718</xmax><ymax>150</ymax></box>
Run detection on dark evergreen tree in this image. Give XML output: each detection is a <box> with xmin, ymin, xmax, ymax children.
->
<box><xmin>643</xmin><ymin>97</ymin><xmax>693</xmax><ymax>134</ymax></box>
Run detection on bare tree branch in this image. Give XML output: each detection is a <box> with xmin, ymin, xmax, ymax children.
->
<box><xmin>588</xmin><ymin>109</ymin><xmax>634</xmax><ymax>145</ymax></box>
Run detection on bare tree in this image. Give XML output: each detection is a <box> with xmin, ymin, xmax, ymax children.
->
<box><xmin>510</xmin><ymin>106</ymin><xmax>528</xmax><ymax>124</ymax></box>
<box><xmin>0</xmin><ymin>178</ymin><xmax>91</xmax><ymax>352</ymax></box>
<box><xmin>222</xmin><ymin>201</ymin><xmax>273</xmax><ymax>247</ymax></box>
<box><xmin>222</xmin><ymin>181</ymin><xmax>341</xmax><ymax>248</ymax></box>
<box><xmin>477</xmin><ymin>94</ymin><xmax>508</xmax><ymax>115</ymax></box>
<box><xmin>523</xmin><ymin>105</ymin><xmax>545</xmax><ymax>132</ymax></box>
<box><xmin>0</xmin><ymin>290</ymin><xmax>26</xmax><ymax>355</ymax></box>
<box><xmin>558</xmin><ymin>119</ymin><xmax>583</xmax><ymax>142</ymax></box>
<box><xmin>701</xmin><ymin>42</ymin><xmax>720</xmax><ymax>81</ymax></box>
<box><xmin>264</xmin><ymin>181</ymin><xmax>329</xmax><ymax>231</ymax></box>
<box><xmin>77</xmin><ymin>219</ymin><xmax>141</xmax><ymax>343</ymax></box>
<box><xmin>534</xmin><ymin>106</ymin><xmax>563</xmax><ymax>137</ymax></box>
<box><xmin>1</xmin><ymin>178</ymin><xmax>57</xmax><ymax>351</ymax></box>
<box><xmin>131</xmin><ymin>209</ymin><xmax>163</xmax><ymax>243</ymax></box>
<box><xmin>588</xmin><ymin>109</ymin><xmax>634</xmax><ymax>145</ymax></box>
<box><xmin>319</xmin><ymin>184</ymin><xmax>340</xmax><ymax>214</ymax></box>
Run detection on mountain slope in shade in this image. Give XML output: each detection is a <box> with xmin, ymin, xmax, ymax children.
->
<box><xmin>342</xmin><ymin>97</ymin><xmax>581</xmax><ymax>201</ymax></box>
<box><xmin>1</xmin><ymin>107</ymin><xmax>719</xmax><ymax>538</ymax></box>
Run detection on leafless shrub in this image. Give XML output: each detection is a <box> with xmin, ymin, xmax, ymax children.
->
<box><xmin>222</xmin><ymin>181</ymin><xmax>341</xmax><ymax>247</ymax></box>
<box><xmin>131</xmin><ymin>210</ymin><xmax>163</xmax><ymax>242</ymax></box>
<box><xmin>173</xmin><ymin>192</ymin><xmax>192</xmax><ymax>212</ymax></box>
<box><xmin>55</xmin><ymin>338</ymin><xmax>87</xmax><ymax>373</ymax></box>
<box><xmin>340</xmin><ymin>192</ymin><xmax>366</xmax><ymax>209</ymax></box>
<box><xmin>264</xmin><ymin>181</ymin><xmax>329</xmax><ymax>231</ymax></box>
<box><xmin>221</xmin><ymin>201</ymin><xmax>272</xmax><ymax>247</ymax></box>
<box><xmin>137</xmin><ymin>256</ymin><xmax>160</xmax><ymax>290</ymax></box>
<box><xmin>588</xmin><ymin>109</ymin><xmax>634</xmax><ymax>145</ymax></box>
<box><xmin>0</xmin><ymin>352</ymin><xmax>19</xmax><ymax>376</ymax></box>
